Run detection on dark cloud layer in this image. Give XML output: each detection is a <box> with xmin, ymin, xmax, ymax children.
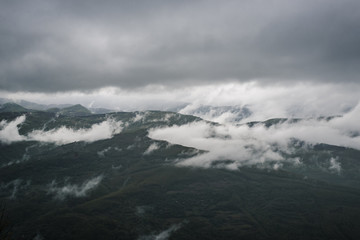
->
<box><xmin>0</xmin><ymin>0</ymin><xmax>359</xmax><ymax>92</ymax></box>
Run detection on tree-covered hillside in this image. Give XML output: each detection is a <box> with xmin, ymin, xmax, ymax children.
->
<box><xmin>0</xmin><ymin>108</ymin><xmax>360</xmax><ymax>240</ymax></box>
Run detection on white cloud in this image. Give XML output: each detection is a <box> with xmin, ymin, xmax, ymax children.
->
<box><xmin>132</xmin><ymin>112</ymin><xmax>175</xmax><ymax>124</ymax></box>
<box><xmin>329</xmin><ymin>157</ymin><xmax>341</xmax><ymax>174</ymax></box>
<box><xmin>178</xmin><ymin>103</ymin><xmax>250</xmax><ymax>124</ymax></box>
<box><xmin>143</xmin><ymin>143</ymin><xmax>160</xmax><ymax>155</ymax></box>
<box><xmin>28</xmin><ymin>118</ymin><xmax>122</xmax><ymax>145</ymax></box>
<box><xmin>111</xmin><ymin>164</ymin><xmax>122</xmax><ymax>170</ymax></box>
<box><xmin>148</xmin><ymin>104</ymin><xmax>360</xmax><ymax>169</ymax></box>
<box><xmin>330</xmin><ymin>103</ymin><xmax>360</xmax><ymax>134</ymax></box>
<box><xmin>149</xmin><ymin>122</ymin><xmax>285</xmax><ymax>169</ymax></box>
<box><xmin>138</xmin><ymin>223</ymin><xmax>182</xmax><ymax>240</ymax></box>
<box><xmin>97</xmin><ymin>147</ymin><xmax>112</xmax><ymax>158</ymax></box>
<box><xmin>133</xmin><ymin>112</ymin><xmax>149</xmax><ymax>122</ymax></box>
<box><xmin>0</xmin><ymin>116</ymin><xmax>123</xmax><ymax>145</ymax></box>
<box><xmin>0</xmin><ymin>115</ymin><xmax>26</xmax><ymax>143</ymax></box>
<box><xmin>48</xmin><ymin>175</ymin><xmax>103</xmax><ymax>200</ymax></box>
<box><xmin>1</xmin><ymin>82</ymin><xmax>359</xmax><ymax>120</ymax></box>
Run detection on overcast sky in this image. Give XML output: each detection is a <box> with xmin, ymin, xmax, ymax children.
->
<box><xmin>1</xmin><ymin>0</ymin><xmax>360</xmax><ymax>116</ymax></box>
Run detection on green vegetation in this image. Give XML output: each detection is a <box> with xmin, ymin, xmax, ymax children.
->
<box><xmin>0</xmin><ymin>103</ymin><xmax>31</xmax><ymax>113</ymax></box>
<box><xmin>0</xmin><ymin>204</ymin><xmax>12</xmax><ymax>240</ymax></box>
<box><xmin>58</xmin><ymin>104</ymin><xmax>92</xmax><ymax>116</ymax></box>
<box><xmin>1</xmin><ymin>108</ymin><xmax>360</xmax><ymax>239</ymax></box>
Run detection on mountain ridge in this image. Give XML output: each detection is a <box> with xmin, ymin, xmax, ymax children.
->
<box><xmin>1</xmin><ymin>108</ymin><xmax>360</xmax><ymax>240</ymax></box>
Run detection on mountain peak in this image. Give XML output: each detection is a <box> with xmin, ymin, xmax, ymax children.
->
<box><xmin>59</xmin><ymin>104</ymin><xmax>92</xmax><ymax>116</ymax></box>
<box><xmin>0</xmin><ymin>102</ymin><xmax>30</xmax><ymax>113</ymax></box>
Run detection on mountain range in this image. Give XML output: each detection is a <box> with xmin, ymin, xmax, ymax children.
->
<box><xmin>0</xmin><ymin>103</ymin><xmax>360</xmax><ymax>240</ymax></box>
<box><xmin>0</xmin><ymin>98</ymin><xmax>114</xmax><ymax>115</ymax></box>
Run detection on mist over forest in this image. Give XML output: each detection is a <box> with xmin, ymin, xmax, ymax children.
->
<box><xmin>1</xmin><ymin>0</ymin><xmax>360</xmax><ymax>239</ymax></box>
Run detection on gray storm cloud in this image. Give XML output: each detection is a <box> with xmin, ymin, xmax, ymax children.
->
<box><xmin>0</xmin><ymin>0</ymin><xmax>359</xmax><ymax>92</ymax></box>
<box><xmin>148</xmin><ymin>103</ymin><xmax>360</xmax><ymax>169</ymax></box>
<box><xmin>0</xmin><ymin>115</ymin><xmax>123</xmax><ymax>145</ymax></box>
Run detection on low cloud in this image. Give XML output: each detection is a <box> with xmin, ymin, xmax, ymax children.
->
<box><xmin>149</xmin><ymin>122</ymin><xmax>284</xmax><ymax>170</ymax></box>
<box><xmin>97</xmin><ymin>146</ymin><xmax>122</xmax><ymax>158</ymax></box>
<box><xmin>0</xmin><ymin>179</ymin><xmax>31</xmax><ymax>199</ymax></box>
<box><xmin>0</xmin><ymin>116</ymin><xmax>123</xmax><ymax>145</ymax></box>
<box><xmin>32</xmin><ymin>233</ymin><xmax>44</xmax><ymax>240</ymax></box>
<box><xmin>28</xmin><ymin>119</ymin><xmax>122</xmax><ymax>145</ymax></box>
<box><xmin>2</xmin><ymin>82</ymin><xmax>359</xmax><ymax>121</ymax></box>
<box><xmin>1</xmin><ymin>143</ymin><xmax>43</xmax><ymax>167</ymax></box>
<box><xmin>143</xmin><ymin>143</ymin><xmax>160</xmax><ymax>155</ymax></box>
<box><xmin>329</xmin><ymin>157</ymin><xmax>341</xmax><ymax>174</ymax></box>
<box><xmin>47</xmin><ymin>175</ymin><xmax>103</xmax><ymax>200</ymax></box>
<box><xmin>135</xmin><ymin>205</ymin><xmax>153</xmax><ymax>217</ymax></box>
<box><xmin>179</xmin><ymin>104</ymin><xmax>251</xmax><ymax>124</ymax></box>
<box><xmin>148</xmin><ymin>104</ymin><xmax>360</xmax><ymax>169</ymax></box>
<box><xmin>97</xmin><ymin>147</ymin><xmax>112</xmax><ymax>158</ymax></box>
<box><xmin>138</xmin><ymin>223</ymin><xmax>183</xmax><ymax>240</ymax></box>
<box><xmin>132</xmin><ymin>112</ymin><xmax>176</xmax><ymax>124</ymax></box>
<box><xmin>132</xmin><ymin>112</ymin><xmax>149</xmax><ymax>123</ymax></box>
<box><xmin>0</xmin><ymin>115</ymin><xmax>26</xmax><ymax>143</ymax></box>
<box><xmin>2</xmin><ymin>153</ymin><xmax>30</xmax><ymax>168</ymax></box>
